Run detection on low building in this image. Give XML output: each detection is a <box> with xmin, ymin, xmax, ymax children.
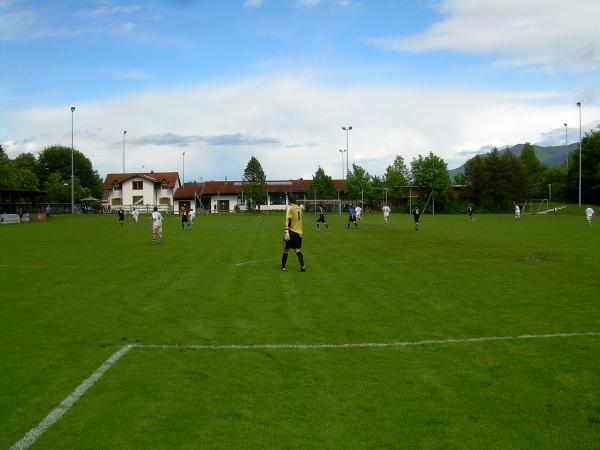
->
<box><xmin>101</xmin><ymin>172</ymin><xmax>181</xmax><ymax>211</ymax></box>
<box><xmin>177</xmin><ymin>179</ymin><xmax>347</xmax><ymax>213</ymax></box>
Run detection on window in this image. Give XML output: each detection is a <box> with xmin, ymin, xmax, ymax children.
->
<box><xmin>113</xmin><ymin>184</ymin><xmax>121</xmax><ymax>191</ymax></box>
<box><xmin>132</xmin><ymin>181</ymin><xmax>143</xmax><ymax>190</ymax></box>
<box><xmin>159</xmin><ymin>197</ymin><xmax>171</xmax><ymax>205</ymax></box>
<box><xmin>161</xmin><ymin>181</ymin><xmax>169</xmax><ymax>190</ymax></box>
<box><xmin>133</xmin><ymin>196</ymin><xmax>144</xmax><ymax>205</ymax></box>
<box><xmin>111</xmin><ymin>198</ymin><xmax>122</xmax><ymax>205</ymax></box>
<box><xmin>270</xmin><ymin>193</ymin><xmax>287</xmax><ymax>205</ymax></box>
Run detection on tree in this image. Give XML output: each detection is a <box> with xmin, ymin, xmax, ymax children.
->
<box><xmin>242</xmin><ymin>156</ymin><xmax>267</xmax><ymax>209</ymax></box>
<box><xmin>565</xmin><ymin>127</ymin><xmax>600</xmax><ymax>204</ymax></box>
<box><xmin>36</xmin><ymin>146</ymin><xmax>102</xmax><ymax>198</ymax></box>
<box><xmin>345</xmin><ymin>163</ymin><xmax>373</xmax><ymax>202</ymax></box>
<box><xmin>308</xmin><ymin>167</ymin><xmax>337</xmax><ymax>199</ymax></box>
<box><xmin>13</xmin><ymin>152</ymin><xmax>37</xmax><ymax>171</ymax></box>
<box><xmin>520</xmin><ymin>143</ymin><xmax>545</xmax><ymax>197</ymax></box>
<box><xmin>464</xmin><ymin>148</ymin><xmax>528</xmax><ymax>212</ymax></box>
<box><xmin>410</xmin><ymin>152</ymin><xmax>451</xmax><ymax>210</ymax></box>
<box><xmin>385</xmin><ymin>154</ymin><xmax>409</xmax><ymax>203</ymax></box>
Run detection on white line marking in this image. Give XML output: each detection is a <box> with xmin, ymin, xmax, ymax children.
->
<box><xmin>10</xmin><ymin>345</ymin><xmax>133</xmax><ymax>450</ymax></box>
<box><xmin>11</xmin><ymin>332</ymin><xmax>600</xmax><ymax>449</ymax></box>
<box><xmin>234</xmin><ymin>260</ymin><xmax>258</xmax><ymax>266</ymax></box>
<box><xmin>133</xmin><ymin>332</ymin><xmax>600</xmax><ymax>351</ymax></box>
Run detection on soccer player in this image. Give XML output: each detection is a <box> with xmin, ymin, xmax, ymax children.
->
<box><xmin>131</xmin><ymin>207</ymin><xmax>139</xmax><ymax>224</ymax></box>
<box><xmin>412</xmin><ymin>206</ymin><xmax>421</xmax><ymax>231</ymax></box>
<box><xmin>585</xmin><ymin>206</ymin><xmax>595</xmax><ymax>227</ymax></box>
<box><xmin>118</xmin><ymin>208</ymin><xmax>125</xmax><ymax>227</ymax></box>
<box><xmin>316</xmin><ymin>204</ymin><xmax>328</xmax><ymax>231</ymax></box>
<box><xmin>181</xmin><ymin>207</ymin><xmax>189</xmax><ymax>230</ymax></box>
<box><xmin>152</xmin><ymin>206</ymin><xmax>163</xmax><ymax>245</ymax></box>
<box><xmin>382</xmin><ymin>204</ymin><xmax>391</xmax><ymax>224</ymax></box>
<box><xmin>467</xmin><ymin>206</ymin><xmax>473</xmax><ymax>220</ymax></box>
<box><xmin>515</xmin><ymin>204</ymin><xmax>521</xmax><ymax>221</ymax></box>
<box><xmin>347</xmin><ymin>204</ymin><xmax>358</xmax><ymax>229</ymax></box>
<box><xmin>281</xmin><ymin>195</ymin><xmax>305</xmax><ymax>272</ymax></box>
<box><xmin>189</xmin><ymin>208</ymin><xmax>196</xmax><ymax>225</ymax></box>
<box><xmin>355</xmin><ymin>205</ymin><xmax>363</xmax><ymax>222</ymax></box>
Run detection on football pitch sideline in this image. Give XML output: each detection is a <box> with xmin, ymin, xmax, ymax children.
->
<box><xmin>1</xmin><ymin>212</ymin><xmax>599</xmax><ymax>448</ymax></box>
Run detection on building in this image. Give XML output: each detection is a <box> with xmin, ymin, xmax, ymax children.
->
<box><xmin>101</xmin><ymin>172</ymin><xmax>181</xmax><ymax>211</ymax></box>
<box><xmin>175</xmin><ymin>179</ymin><xmax>347</xmax><ymax>213</ymax></box>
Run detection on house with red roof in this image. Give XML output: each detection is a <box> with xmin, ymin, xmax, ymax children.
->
<box><xmin>101</xmin><ymin>172</ymin><xmax>181</xmax><ymax>211</ymax></box>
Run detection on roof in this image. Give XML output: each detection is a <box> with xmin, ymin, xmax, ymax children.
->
<box><xmin>102</xmin><ymin>172</ymin><xmax>180</xmax><ymax>190</ymax></box>
<box><xmin>173</xmin><ymin>186</ymin><xmax>198</xmax><ymax>200</ymax></box>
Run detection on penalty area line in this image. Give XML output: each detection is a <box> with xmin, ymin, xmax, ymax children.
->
<box><xmin>11</xmin><ymin>332</ymin><xmax>600</xmax><ymax>449</ymax></box>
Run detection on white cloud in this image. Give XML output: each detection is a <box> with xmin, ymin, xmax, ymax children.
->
<box><xmin>368</xmin><ymin>0</ymin><xmax>600</xmax><ymax>71</ymax></box>
<box><xmin>3</xmin><ymin>76</ymin><xmax>599</xmax><ymax>182</ymax></box>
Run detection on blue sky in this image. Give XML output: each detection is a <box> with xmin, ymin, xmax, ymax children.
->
<box><xmin>2</xmin><ymin>0</ymin><xmax>599</xmax><ymax>180</ymax></box>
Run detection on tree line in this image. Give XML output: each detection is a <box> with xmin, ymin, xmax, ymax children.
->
<box><xmin>242</xmin><ymin>127</ymin><xmax>600</xmax><ymax>213</ymax></box>
<box><xmin>0</xmin><ymin>145</ymin><xmax>103</xmax><ymax>202</ymax></box>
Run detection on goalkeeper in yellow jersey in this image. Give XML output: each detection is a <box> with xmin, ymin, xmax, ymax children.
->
<box><xmin>281</xmin><ymin>195</ymin><xmax>306</xmax><ymax>272</ymax></box>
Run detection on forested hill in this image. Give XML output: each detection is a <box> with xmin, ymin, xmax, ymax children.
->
<box><xmin>448</xmin><ymin>142</ymin><xmax>579</xmax><ymax>180</ymax></box>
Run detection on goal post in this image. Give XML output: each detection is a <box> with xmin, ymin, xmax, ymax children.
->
<box><xmin>298</xmin><ymin>199</ymin><xmax>345</xmax><ymax>215</ymax></box>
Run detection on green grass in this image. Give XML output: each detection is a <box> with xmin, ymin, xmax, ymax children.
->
<box><xmin>1</xmin><ymin>211</ymin><xmax>599</xmax><ymax>449</ymax></box>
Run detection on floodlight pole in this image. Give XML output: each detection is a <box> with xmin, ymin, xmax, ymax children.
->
<box><xmin>577</xmin><ymin>102</ymin><xmax>582</xmax><ymax>207</ymax></box>
<box><xmin>339</xmin><ymin>149</ymin><xmax>346</xmax><ymax>181</ymax></box>
<box><xmin>342</xmin><ymin>126</ymin><xmax>352</xmax><ymax>176</ymax></box>
<box><xmin>122</xmin><ymin>130</ymin><xmax>127</xmax><ymax>173</ymax></box>
<box><xmin>182</xmin><ymin>151</ymin><xmax>186</xmax><ymax>184</ymax></box>
<box><xmin>563</xmin><ymin>123</ymin><xmax>568</xmax><ymax>170</ymax></box>
<box><xmin>70</xmin><ymin>106</ymin><xmax>75</xmax><ymax>214</ymax></box>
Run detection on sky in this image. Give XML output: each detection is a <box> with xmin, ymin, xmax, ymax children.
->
<box><xmin>1</xmin><ymin>0</ymin><xmax>600</xmax><ymax>182</ymax></box>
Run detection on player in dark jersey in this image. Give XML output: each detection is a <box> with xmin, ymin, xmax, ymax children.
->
<box><xmin>181</xmin><ymin>207</ymin><xmax>189</xmax><ymax>230</ymax></box>
<box><xmin>118</xmin><ymin>208</ymin><xmax>125</xmax><ymax>227</ymax></box>
<box><xmin>412</xmin><ymin>206</ymin><xmax>421</xmax><ymax>231</ymax></box>
<box><xmin>467</xmin><ymin>206</ymin><xmax>474</xmax><ymax>220</ymax></box>
<box><xmin>316</xmin><ymin>204</ymin><xmax>329</xmax><ymax>231</ymax></box>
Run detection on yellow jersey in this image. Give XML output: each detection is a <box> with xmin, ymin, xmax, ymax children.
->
<box><xmin>285</xmin><ymin>204</ymin><xmax>303</xmax><ymax>236</ymax></box>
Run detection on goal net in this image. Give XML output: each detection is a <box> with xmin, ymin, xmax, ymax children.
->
<box><xmin>523</xmin><ymin>199</ymin><xmax>549</xmax><ymax>215</ymax></box>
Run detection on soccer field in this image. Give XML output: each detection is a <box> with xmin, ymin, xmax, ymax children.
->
<box><xmin>1</xmin><ymin>212</ymin><xmax>599</xmax><ymax>449</ymax></box>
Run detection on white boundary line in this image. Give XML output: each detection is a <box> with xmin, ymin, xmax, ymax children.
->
<box><xmin>9</xmin><ymin>345</ymin><xmax>133</xmax><ymax>450</ymax></box>
<box><xmin>11</xmin><ymin>332</ymin><xmax>600</xmax><ymax>449</ymax></box>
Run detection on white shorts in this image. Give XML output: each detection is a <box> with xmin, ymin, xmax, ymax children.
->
<box><xmin>587</xmin><ymin>216</ymin><xmax>593</xmax><ymax>222</ymax></box>
<box><xmin>153</xmin><ymin>223</ymin><xmax>162</xmax><ymax>234</ymax></box>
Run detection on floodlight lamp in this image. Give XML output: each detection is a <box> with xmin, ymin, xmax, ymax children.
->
<box><xmin>71</xmin><ymin>106</ymin><xmax>75</xmax><ymax>112</ymax></box>
<box><xmin>564</xmin><ymin>123</ymin><xmax>567</xmax><ymax>127</ymax></box>
<box><xmin>577</xmin><ymin>102</ymin><xmax>581</xmax><ymax>107</ymax></box>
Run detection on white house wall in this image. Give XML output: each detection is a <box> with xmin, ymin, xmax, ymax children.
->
<box><xmin>122</xmin><ymin>178</ymin><xmax>156</xmax><ymax>206</ymax></box>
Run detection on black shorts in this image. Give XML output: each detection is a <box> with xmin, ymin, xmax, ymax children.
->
<box><xmin>348</xmin><ymin>215</ymin><xmax>356</xmax><ymax>222</ymax></box>
<box><xmin>317</xmin><ymin>214</ymin><xmax>325</xmax><ymax>223</ymax></box>
<box><xmin>284</xmin><ymin>231</ymin><xmax>302</xmax><ymax>250</ymax></box>
<box><xmin>182</xmin><ymin>216</ymin><xmax>188</xmax><ymax>223</ymax></box>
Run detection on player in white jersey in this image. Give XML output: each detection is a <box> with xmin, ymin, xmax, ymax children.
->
<box><xmin>131</xmin><ymin>208</ymin><xmax>139</xmax><ymax>224</ymax></box>
<box><xmin>355</xmin><ymin>205</ymin><xmax>363</xmax><ymax>222</ymax></box>
<box><xmin>151</xmin><ymin>206</ymin><xmax>163</xmax><ymax>245</ymax></box>
<box><xmin>382</xmin><ymin>204</ymin><xmax>391</xmax><ymax>224</ymax></box>
<box><xmin>514</xmin><ymin>204</ymin><xmax>521</xmax><ymax>221</ymax></box>
<box><xmin>189</xmin><ymin>208</ymin><xmax>196</xmax><ymax>224</ymax></box>
<box><xmin>585</xmin><ymin>207</ymin><xmax>595</xmax><ymax>226</ymax></box>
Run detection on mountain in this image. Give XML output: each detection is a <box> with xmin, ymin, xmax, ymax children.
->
<box><xmin>448</xmin><ymin>143</ymin><xmax>579</xmax><ymax>181</ymax></box>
